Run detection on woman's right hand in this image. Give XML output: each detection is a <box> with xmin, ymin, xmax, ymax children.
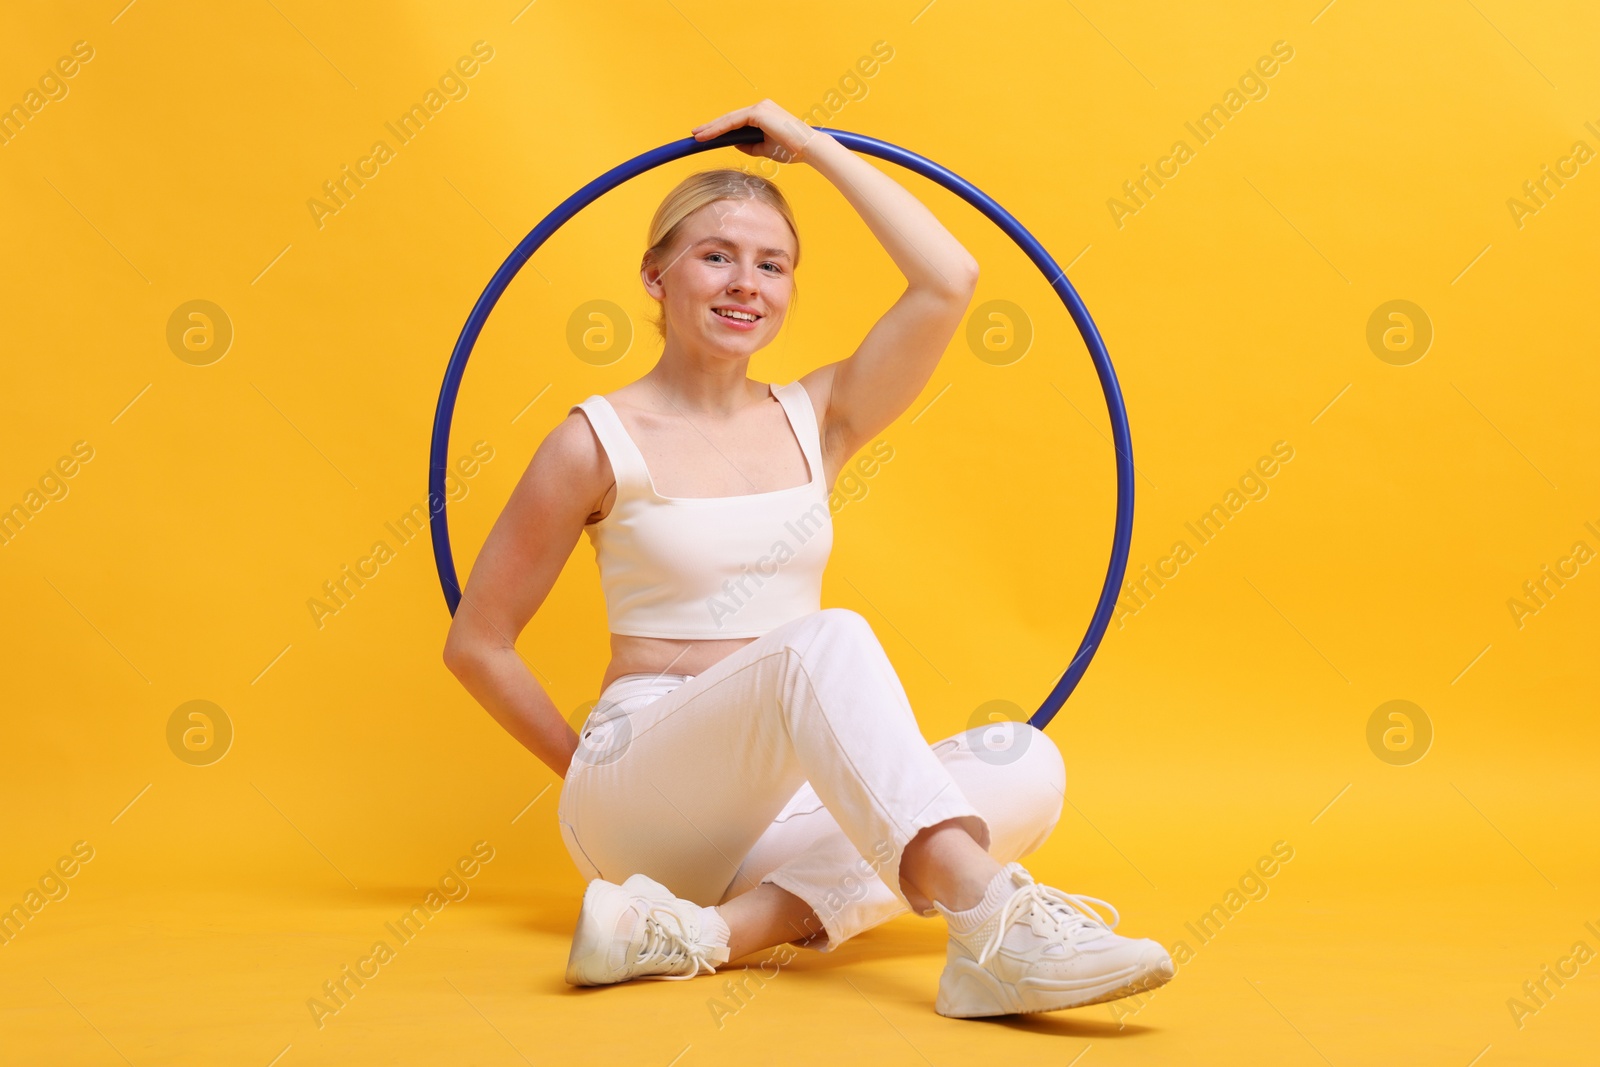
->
<box><xmin>690</xmin><ymin>99</ymin><xmax>827</xmax><ymax>166</ymax></box>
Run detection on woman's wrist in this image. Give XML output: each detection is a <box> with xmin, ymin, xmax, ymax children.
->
<box><xmin>798</xmin><ymin>128</ymin><xmax>843</xmax><ymax>168</ymax></box>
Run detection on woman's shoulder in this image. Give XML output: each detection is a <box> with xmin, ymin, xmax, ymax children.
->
<box><xmin>785</xmin><ymin>374</ymin><xmax>826</xmax><ymax>416</ymax></box>
<box><xmin>785</xmin><ymin>371</ymin><xmax>834</xmax><ymax>446</ymax></box>
<box><xmin>591</xmin><ymin>382</ymin><xmax>658</xmax><ymax>418</ymax></box>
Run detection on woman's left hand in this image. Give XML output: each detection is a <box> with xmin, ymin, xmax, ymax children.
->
<box><xmin>691</xmin><ymin>99</ymin><xmax>824</xmax><ymax>165</ymax></box>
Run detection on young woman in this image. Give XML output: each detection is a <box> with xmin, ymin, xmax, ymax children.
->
<box><xmin>442</xmin><ymin>100</ymin><xmax>1174</xmax><ymax>1018</ymax></box>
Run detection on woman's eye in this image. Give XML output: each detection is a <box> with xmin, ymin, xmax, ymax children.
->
<box><xmin>704</xmin><ymin>252</ymin><xmax>780</xmax><ymax>273</ymax></box>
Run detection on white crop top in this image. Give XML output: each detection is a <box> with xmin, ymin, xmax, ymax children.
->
<box><xmin>569</xmin><ymin>380</ymin><xmax>833</xmax><ymax>639</ymax></box>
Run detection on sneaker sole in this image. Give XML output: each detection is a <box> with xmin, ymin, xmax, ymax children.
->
<box><xmin>935</xmin><ymin>954</ymin><xmax>1175</xmax><ymax>1018</ymax></box>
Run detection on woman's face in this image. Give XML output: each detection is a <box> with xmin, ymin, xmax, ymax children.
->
<box><xmin>643</xmin><ymin>198</ymin><xmax>796</xmax><ymax>359</ymax></box>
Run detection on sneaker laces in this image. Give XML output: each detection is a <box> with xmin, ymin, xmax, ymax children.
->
<box><xmin>633</xmin><ymin>902</ymin><xmax>720</xmax><ymax>981</ymax></box>
<box><xmin>976</xmin><ymin>882</ymin><xmax>1121</xmax><ymax>968</ymax></box>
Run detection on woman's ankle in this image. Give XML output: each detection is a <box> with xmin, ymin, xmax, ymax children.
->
<box><xmin>939</xmin><ymin>863</ymin><xmax>1018</xmax><ymax>934</ymax></box>
<box><xmin>720</xmin><ymin>882</ymin><xmax>818</xmax><ymax>961</ymax></box>
<box><xmin>902</xmin><ymin>822</ymin><xmax>1004</xmax><ymax>911</ymax></box>
<box><xmin>938</xmin><ymin>857</ymin><xmax>1005</xmax><ymax>912</ymax></box>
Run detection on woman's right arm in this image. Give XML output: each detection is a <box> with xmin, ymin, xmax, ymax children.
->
<box><xmin>442</xmin><ymin>411</ymin><xmax>610</xmax><ymax>779</ymax></box>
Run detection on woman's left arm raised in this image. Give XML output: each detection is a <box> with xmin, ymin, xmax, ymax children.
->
<box><xmin>692</xmin><ymin>101</ymin><xmax>980</xmax><ymax>463</ymax></box>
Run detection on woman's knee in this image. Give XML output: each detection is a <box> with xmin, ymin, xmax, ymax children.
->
<box><xmin>1023</xmin><ymin>725</ymin><xmax>1067</xmax><ymax>824</ymax></box>
<box><xmin>812</xmin><ymin>606</ymin><xmax>875</xmax><ymax>638</ymax></box>
<box><xmin>783</xmin><ymin>607</ymin><xmax>880</xmax><ymax>661</ymax></box>
<box><xmin>947</xmin><ymin>721</ymin><xmax>1065</xmax><ymax>841</ymax></box>
<box><xmin>988</xmin><ymin>725</ymin><xmax>1066</xmax><ymax>860</ymax></box>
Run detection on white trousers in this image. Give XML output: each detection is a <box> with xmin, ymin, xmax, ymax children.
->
<box><xmin>557</xmin><ymin>608</ymin><xmax>1067</xmax><ymax>951</ymax></box>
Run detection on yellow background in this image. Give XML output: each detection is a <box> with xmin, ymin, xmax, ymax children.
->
<box><xmin>3</xmin><ymin>1</ymin><xmax>1596</xmax><ymax>1063</ymax></box>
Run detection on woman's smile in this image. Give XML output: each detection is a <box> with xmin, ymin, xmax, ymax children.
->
<box><xmin>709</xmin><ymin>305</ymin><xmax>762</xmax><ymax>331</ymax></box>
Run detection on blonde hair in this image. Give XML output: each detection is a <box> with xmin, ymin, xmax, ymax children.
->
<box><xmin>641</xmin><ymin>168</ymin><xmax>800</xmax><ymax>342</ymax></box>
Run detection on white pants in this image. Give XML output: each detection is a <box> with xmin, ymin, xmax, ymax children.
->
<box><xmin>557</xmin><ymin>608</ymin><xmax>1066</xmax><ymax>952</ymax></box>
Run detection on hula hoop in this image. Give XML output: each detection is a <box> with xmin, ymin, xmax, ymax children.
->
<box><xmin>429</xmin><ymin>126</ymin><xmax>1134</xmax><ymax>731</ymax></box>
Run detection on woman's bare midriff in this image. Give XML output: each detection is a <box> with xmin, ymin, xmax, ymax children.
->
<box><xmin>599</xmin><ymin>634</ymin><xmax>757</xmax><ymax>697</ymax></box>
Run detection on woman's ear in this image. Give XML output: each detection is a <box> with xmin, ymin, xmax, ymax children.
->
<box><xmin>639</xmin><ymin>257</ymin><xmax>665</xmax><ymax>300</ymax></box>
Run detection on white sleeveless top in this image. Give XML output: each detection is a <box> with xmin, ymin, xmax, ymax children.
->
<box><xmin>568</xmin><ymin>380</ymin><xmax>833</xmax><ymax>639</ymax></box>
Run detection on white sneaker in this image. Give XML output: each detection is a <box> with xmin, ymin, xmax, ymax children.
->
<box><xmin>565</xmin><ymin>873</ymin><xmax>730</xmax><ymax>986</ymax></box>
<box><xmin>933</xmin><ymin>863</ymin><xmax>1174</xmax><ymax>1017</ymax></box>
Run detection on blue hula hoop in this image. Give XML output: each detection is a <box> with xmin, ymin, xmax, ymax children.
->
<box><xmin>429</xmin><ymin>126</ymin><xmax>1134</xmax><ymax>732</ymax></box>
